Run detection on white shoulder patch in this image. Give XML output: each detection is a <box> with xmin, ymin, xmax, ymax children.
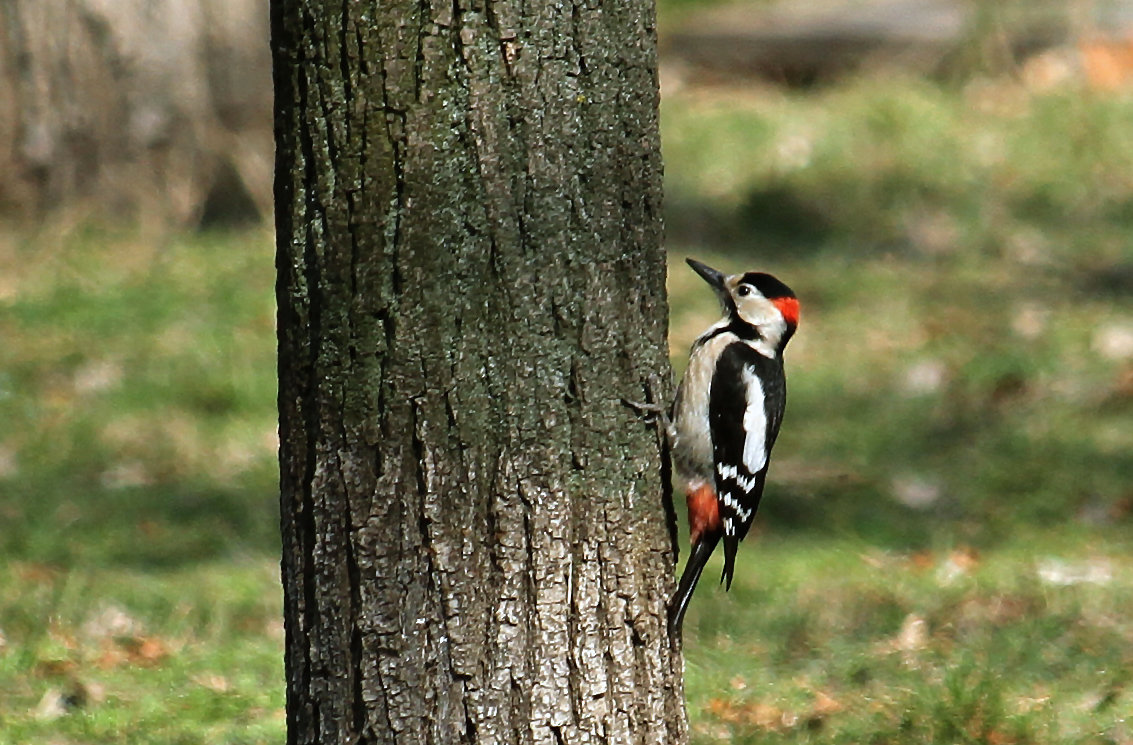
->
<box><xmin>742</xmin><ymin>337</ymin><xmax>778</xmax><ymax>359</ymax></box>
<box><xmin>740</xmin><ymin>365</ymin><xmax>768</xmax><ymax>473</ymax></box>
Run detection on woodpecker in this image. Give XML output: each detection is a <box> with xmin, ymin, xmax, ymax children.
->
<box><xmin>657</xmin><ymin>259</ymin><xmax>799</xmax><ymax>634</ymax></box>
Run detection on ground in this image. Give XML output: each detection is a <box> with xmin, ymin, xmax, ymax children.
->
<box><xmin>1</xmin><ymin>43</ymin><xmax>1132</xmax><ymax>745</ymax></box>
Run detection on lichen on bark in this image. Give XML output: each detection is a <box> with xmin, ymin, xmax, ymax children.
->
<box><xmin>274</xmin><ymin>1</ymin><xmax>684</xmax><ymax>743</ymax></box>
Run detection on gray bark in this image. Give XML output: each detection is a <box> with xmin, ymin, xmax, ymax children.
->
<box><xmin>273</xmin><ymin>1</ymin><xmax>685</xmax><ymax>744</ymax></box>
<box><xmin>0</xmin><ymin>0</ymin><xmax>271</xmax><ymax>224</ymax></box>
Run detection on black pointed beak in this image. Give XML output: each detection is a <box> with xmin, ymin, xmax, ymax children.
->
<box><xmin>686</xmin><ymin>258</ymin><xmax>729</xmax><ymax>303</ymax></box>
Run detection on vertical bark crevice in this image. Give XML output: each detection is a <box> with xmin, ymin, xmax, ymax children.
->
<box><xmin>276</xmin><ymin>0</ymin><xmax>683</xmax><ymax>743</ymax></box>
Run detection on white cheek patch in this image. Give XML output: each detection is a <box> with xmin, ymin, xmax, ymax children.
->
<box><xmin>735</xmin><ymin>297</ymin><xmax>774</xmax><ymax>328</ymax></box>
<box><xmin>740</xmin><ymin>365</ymin><xmax>767</xmax><ymax>473</ymax></box>
<box><xmin>736</xmin><ymin>297</ymin><xmax>788</xmax><ymax>356</ymax></box>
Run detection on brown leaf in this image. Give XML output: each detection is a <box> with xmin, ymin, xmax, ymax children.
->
<box><xmin>100</xmin><ymin>635</ymin><xmax>173</xmax><ymax>667</ymax></box>
<box><xmin>811</xmin><ymin>691</ymin><xmax>843</xmax><ymax>717</ymax></box>
<box><xmin>949</xmin><ymin>546</ymin><xmax>980</xmax><ymax>571</ymax></box>
<box><xmin>128</xmin><ymin>636</ymin><xmax>170</xmax><ymax>665</ymax></box>
<box><xmin>192</xmin><ymin>673</ymin><xmax>230</xmax><ymax>693</ymax></box>
<box><xmin>909</xmin><ymin>551</ymin><xmax>935</xmax><ymax>572</ymax></box>
<box><xmin>987</xmin><ymin>727</ymin><xmax>1019</xmax><ymax>745</ymax></box>
<box><xmin>137</xmin><ymin>520</ymin><xmax>164</xmax><ymax>539</ymax></box>
<box><xmin>95</xmin><ymin>641</ymin><xmax>129</xmax><ymax>669</ymax></box>
<box><xmin>1109</xmin><ymin>493</ymin><xmax>1133</xmax><ymax>522</ymax></box>
<box><xmin>706</xmin><ymin>697</ymin><xmax>735</xmax><ymax>720</ymax></box>
<box><xmin>35</xmin><ymin>659</ymin><xmax>76</xmax><ymax>678</ymax></box>
<box><xmin>15</xmin><ymin>562</ymin><xmax>61</xmax><ymax>584</ymax></box>
<box><xmin>1113</xmin><ymin>364</ymin><xmax>1133</xmax><ymax>399</ymax></box>
<box><xmin>747</xmin><ymin>703</ymin><xmax>786</xmax><ymax>729</ymax></box>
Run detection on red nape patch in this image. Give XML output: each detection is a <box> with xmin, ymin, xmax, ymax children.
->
<box><xmin>773</xmin><ymin>296</ymin><xmax>800</xmax><ymax>327</ymax></box>
<box><xmin>687</xmin><ymin>484</ymin><xmax>721</xmax><ymax>546</ymax></box>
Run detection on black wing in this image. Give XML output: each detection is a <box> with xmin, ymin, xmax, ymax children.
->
<box><xmin>709</xmin><ymin>342</ymin><xmax>786</xmax><ymax>588</ymax></box>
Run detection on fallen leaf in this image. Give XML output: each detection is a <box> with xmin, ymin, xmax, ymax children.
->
<box><xmin>909</xmin><ymin>551</ymin><xmax>935</xmax><ymax>571</ymax></box>
<box><xmin>193</xmin><ymin>673</ymin><xmax>230</xmax><ymax>693</ymax></box>
<box><xmin>710</xmin><ymin>697</ymin><xmax>802</xmax><ymax>732</ymax></box>
<box><xmin>987</xmin><ymin>727</ymin><xmax>1019</xmax><ymax>745</ymax></box>
<box><xmin>78</xmin><ymin>679</ymin><xmax>106</xmax><ymax>705</ymax></box>
<box><xmin>127</xmin><ymin>636</ymin><xmax>170</xmax><ymax>666</ymax></box>
<box><xmin>1113</xmin><ymin>365</ymin><xmax>1133</xmax><ymax>400</ymax></box>
<box><xmin>811</xmin><ymin>691</ymin><xmax>843</xmax><ymax>717</ymax></box>
<box><xmin>895</xmin><ymin>614</ymin><xmax>928</xmax><ymax>653</ymax></box>
<box><xmin>137</xmin><ymin>520</ymin><xmax>165</xmax><ymax>539</ymax></box>
<box><xmin>34</xmin><ymin>689</ymin><xmax>67</xmax><ymax>721</ymax></box>
<box><xmin>96</xmin><ymin>641</ymin><xmax>129</xmax><ymax>669</ymax></box>
<box><xmin>1015</xmin><ymin>693</ymin><xmax>1051</xmax><ymax>713</ymax></box>
<box><xmin>83</xmin><ymin>604</ymin><xmax>143</xmax><ymax>640</ymax></box>
<box><xmin>901</xmin><ymin>359</ymin><xmax>948</xmax><ymax>395</ymax></box>
<box><xmin>14</xmin><ymin>562</ymin><xmax>60</xmax><ymax>584</ymax></box>
<box><xmin>937</xmin><ymin>547</ymin><xmax>979</xmax><ymax>584</ymax></box>
<box><xmin>1105</xmin><ymin>491</ymin><xmax>1133</xmax><ymax>522</ymax></box>
<box><xmin>706</xmin><ymin>697</ymin><xmax>734</xmax><ymax>719</ymax></box>
<box><xmin>1037</xmin><ymin>558</ymin><xmax>1112</xmax><ymax>587</ymax></box>
<box><xmin>950</xmin><ymin>546</ymin><xmax>980</xmax><ymax>570</ymax></box>
<box><xmin>890</xmin><ymin>475</ymin><xmax>942</xmax><ymax>509</ymax></box>
<box><xmin>1094</xmin><ymin>323</ymin><xmax>1133</xmax><ymax>361</ymax></box>
<box><xmin>35</xmin><ymin>659</ymin><xmax>77</xmax><ymax>678</ymax></box>
<box><xmin>99</xmin><ymin>635</ymin><xmax>174</xmax><ymax>667</ymax></box>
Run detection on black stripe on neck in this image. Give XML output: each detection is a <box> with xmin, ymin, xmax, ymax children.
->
<box><xmin>696</xmin><ymin>318</ymin><xmax>762</xmax><ymax>346</ymax></box>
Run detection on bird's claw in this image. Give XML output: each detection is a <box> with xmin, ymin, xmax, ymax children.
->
<box><xmin>623</xmin><ymin>397</ymin><xmax>676</xmax><ymax>447</ymax></box>
<box><xmin>622</xmin><ymin>398</ymin><xmax>666</xmax><ymax>421</ymax></box>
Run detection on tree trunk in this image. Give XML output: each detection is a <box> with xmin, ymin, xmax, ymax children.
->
<box><xmin>272</xmin><ymin>1</ymin><xmax>684</xmax><ymax>744</ymax></box>
<box><xmin>0</xmin><ymin>0</ymin><xmax>272</xmax><ymax>225</ymax></box>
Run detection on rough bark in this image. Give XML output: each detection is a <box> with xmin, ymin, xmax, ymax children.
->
<box><xmin>273</xmin><ymin>1</ymin><xmax>684</xmax><ymax>744</ymax></box>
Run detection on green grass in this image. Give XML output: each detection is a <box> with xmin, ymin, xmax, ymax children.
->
<box><xmin>679</xmin><ymin>537</ymin><xmax>1133</xmax><ymax>744</ymax></box>
<box><xmin>0</xmin><ymin>227</ymin><xmax>283</xmax><ymax>743</ymax></box>
<box><xmin>663</xmin><ymin>69</ymin><xmax>1132</xmax><ymax>743</ymax></box>
<box><xmin>2</xmin><ymin>65</ymin><xmax>1132</xmax><ymax>742</ymax></box>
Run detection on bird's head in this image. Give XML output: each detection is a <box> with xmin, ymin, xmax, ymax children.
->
<box><xmin>687</xmin><ymin>258</ymin><xmax>799</xmax><ymax>351</ymax></box>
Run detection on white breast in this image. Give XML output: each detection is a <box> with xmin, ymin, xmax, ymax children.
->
<box><xmin>672</xmin><ymin>330</ymin><xmax>735</xmax><ymax>484</ymax></box>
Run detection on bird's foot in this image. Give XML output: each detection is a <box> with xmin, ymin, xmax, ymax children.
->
<box><xmin>622</xmin><ymin>398</ymin><xmax>666</xmax><ymax>419</ymax></box>
<box><xmin>622</xmin><ymin>398</ymin><xmax>676</xmax><ymax>446</ymax></box>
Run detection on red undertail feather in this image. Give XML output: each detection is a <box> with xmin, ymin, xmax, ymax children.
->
<box><xmin>670</xmin><ymin>484</ymin><xmax>724</xmax><ymax>635</ymax></box>
<box><xmin>687</xmin><ymin>483</ymin><xmax>721</xmax><ymax>547</ymax></box>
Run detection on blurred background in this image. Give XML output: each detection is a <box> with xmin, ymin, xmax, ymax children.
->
<box><xmin>1</xmin><ymin>0</ymin><xmax>1131</xmax><ymax>742</ymax></box>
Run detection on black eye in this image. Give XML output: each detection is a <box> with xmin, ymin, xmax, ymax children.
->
<box><xmin>736</xmin><ymin>285</ymin><xmax>751</xmax><ymax>297</ymax></box>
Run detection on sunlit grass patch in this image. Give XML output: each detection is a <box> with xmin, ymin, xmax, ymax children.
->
<box><xmin>663</xmin><ymin>72</ymin><xmax>1133</xmax><ymax>540</ymax></box>
<box><xmin>668</xmin><ymin>242</ymin><xmax>1132</xmax><ymax>547</ymax></box>
<box><xmin>681</xmin><ymin>537</ymin><xmax>1133</xmax><ymax>745</ymax></box>
<box><xmin>663</xmin><ymin>73</ymin><xmax>1133</xmax><ymax>270</ymax></box>
<box><xmin>0</xmin><ymin>226</ymin><xmax>283</xmax><ymax>742</ymax></box>
<box><xmin>1</xmin><ymin>56</ymin><xmax>1131</xmax><ymax>743</ymax></box>
<box><xmin>0</xmin><ymin>227</ymin><xmax>280</xmax><ymax>565</ymax></box>
<box><xmin>0</xmin><ymin>560</ymin><xmax>284</xmax><ymax>745</ymax></box>
<box><xmin>664</xmin><ymin>68</ymin><xmax>1132</xmax><ymax>743</ymax></box>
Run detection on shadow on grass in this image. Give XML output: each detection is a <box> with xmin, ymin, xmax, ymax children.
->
<box><xmin>666</xmin><ymin>186</ymin><xmax>835</xmax><ymax>258</ymax></box>
<box><xmin>4</xmin><ymin>471</ymin><xmax>280</xmax><ymax>570</ymax></box>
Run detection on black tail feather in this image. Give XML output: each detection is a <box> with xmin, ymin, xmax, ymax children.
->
<box><xmin>668</xmin><ymin>533</ymin><xmax>721</xmax><ymax>636</ymax></box>
<box><xmin>721</xmin><ymin>532</ymin><xmax>739</xmax><ymax>590</ymax></box>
